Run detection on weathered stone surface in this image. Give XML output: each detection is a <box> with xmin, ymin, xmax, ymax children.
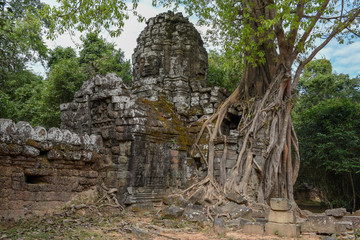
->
<box><xmin>270</xmin><ymin>198</ymin><xmax>291</xmax><ymax>211</ymax></box>
<box><xmin>213</xmin><ymin>217</ymin><xmax>226</xmax><ymax>235</ymax></box>
<box><xmin>243</xmin><ymin>222</ymin><xmax>265</xmax><ymax>235</ymax></box>
<box><xmin>265</xmin><ymin>222</ymin><xmax>300</xmax><ymax>237</ymax></box>
<box><xmin>162</xmin><ymin>206</ymin><xmax>185</xmax><ymax>218</ymax></box>
<box><xmin>22</xmin><ymin>145</ymin><xmax>40</xmax><ymax>157</ymax></box>
<box><xmin>183</xmin><ymin>207</ymin><xmax>208</xmax><ymax>223</ymax></box>
<box><xmin>16</xmin><ymin>121</ymin><xmax>33</xmax><ymax>142</ymax></box>
<box><xmin>47</xmin><ymin>128</ymin><xmax>63</xmax><ymax>142</ymax></box>
<box><xmin>335</xmin><ymin>221</ymin><xmax>353</xmax><ymax>233</ymax></box>
<box><xmin>325</xmin><ymin>208</ymin><xmax>347</xmax><ymax>217</ymax></box>
<box><xmin>301</xmin><ymin>215</ymin><xmax>336</xmax><ymax>234</ymax></box>
<box><xmin>162</xmin><ymin>195</ymin><xmax>189</xmax><ymax>208</ymax></box>
<box><xmin>0</xmin><ymin>119</ymin><xmax>104</xmax><ymax>220</ymax></box>
<box><xmin>215</xmin><ymin>202</ymin><xmax>252</xmax><ymax>219</ymax></box>
<box><xmin>32</xmin><ymin>126</ymin><xmax>47</xmax><ymax>142</ymax></box>
<box><xmin>189</xmin><ymin>188</ymin><xmax>205</xmax><ymax>204</ymax></box>
<box><xmin>0</xmin><ymin>119</ymin><xmax>16</xmax><ymax>142</ymax></box>
<box><xmin>268</xmin><ymin>210</ymin><xmax>296</xmax><ymax>223</ymax></box>
<box><xmin>225</xmin><ymin>192</ymin><xmax>247</xmax><ymax>204</ymax></box>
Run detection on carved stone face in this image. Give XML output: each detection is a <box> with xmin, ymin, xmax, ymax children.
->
<box><xmin>139</xmin><ymin>54</ymin><xmax>161</xmax><ymax>77</ymax></box>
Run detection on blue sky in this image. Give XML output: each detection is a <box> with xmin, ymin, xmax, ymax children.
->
<box><xmin>29</xmin><ymin>0</ymin><xmax>360</xmax><ymax>78</ymax></box>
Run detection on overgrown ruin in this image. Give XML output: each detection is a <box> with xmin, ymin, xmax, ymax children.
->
<box><xmin>1</xmin><ymin>11</ymin><xmax>360</xmax><ymax>239</ymax></box>
<box><xmin>0</xmin><ymin>11</ymin><xmax>228</xmax><ymax>219</ymax></box>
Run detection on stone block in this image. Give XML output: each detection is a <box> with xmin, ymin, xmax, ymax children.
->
<box><xmin>184</xmin><ymin>207</ymin><xmax>208</xmax><ymax>223</ymax></box>
<box><xmin>0</xmin><ymin>119</ymin><xmax>16</xmax><ymax>142</ymax></box>
<box><xmin>243</xmin><ymin>222</ymin><xmax>265</xmax><ymax>235</ymax></box>
<box><xmin>32</xmin><ymin>126</ymin><xmax>47</xmax><ymax>142</ymax></box>
<box><xmin>16</xmin><ymin>121</ymin><xmax>33</xmax><ymax>142</ymax></box>
<box><xmin>268</xmin><ymin>210</ymin><xmax>296</xmax><ymax>223</ymax></box>
<box><xmin>335</xmin><ymin>221</ymin><xmax>353</xmax><ymax>234</ymax></box>
<box><xmin>225</xmin><ymin>192</ymin><xmax>247</xmax><ymax>205</ymax></box>
<box><xmin>301</xmin><ymin>215</ymin><xmax>336</xmax><ymax>234</ymax></box>
<box><xmin>325</xmin><ymin>208</ymin><xmax>347</xmax><ymax>217</ymax></box>
<box><xmin>47</xmin><ymin>127</ymin><xmax>63</xmax><ymax>142</ymax></box>
<box><xmin>270</xmin><ymin>198</ymin><xmax>291</xmax><ymax>211</ymax></box>
<box><xmin>22</xmin><ymin>145</ymin><xmax>40</xmax><ymax>157</ymax></box>
<box><xmin>162</xmin><ymin>206</ymin><xmax>184</xmax><ymax>218</ymax></box>
<box><xmin>265</xmin><ymin>222</ymin><xmax>300</xmax><ymax>237</ymax></box>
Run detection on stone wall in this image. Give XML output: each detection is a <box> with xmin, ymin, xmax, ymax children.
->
<box><xmin>0</xmin><ymin>119</ymin><xmax>104</xmax><ymax>220</ymax></box>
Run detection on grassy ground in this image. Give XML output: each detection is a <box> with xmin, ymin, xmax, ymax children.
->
<box><xmin>0</xmin><ymin>207</ymin><xmax>322</xmax><ymax>240</ymax></box>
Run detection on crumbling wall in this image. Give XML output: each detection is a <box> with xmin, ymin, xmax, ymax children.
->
<box><xmin>0</xmin><ymin>119</ymin><xmax>104</xmax><ymax>220</ymax></box>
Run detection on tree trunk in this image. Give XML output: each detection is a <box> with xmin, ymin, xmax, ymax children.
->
<box><xmin>190</xmin><ymin>62</ymin><xmax>301</xmax><ymax>206</ymax></box>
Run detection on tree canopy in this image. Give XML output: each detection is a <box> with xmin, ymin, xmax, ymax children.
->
<box><xmin>294</xmin><ymin>59</ymin><xmax>360</xmax><ymax>211</ymax></box>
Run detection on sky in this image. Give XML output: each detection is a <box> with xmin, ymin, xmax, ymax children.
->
<box><xmin>29</xmin><ymin>0</ymin><xmax>360</xmax><ymax>78</ymax></box>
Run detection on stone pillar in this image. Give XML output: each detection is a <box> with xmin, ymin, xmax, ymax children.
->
<box><xmin>265</xmin><ymin>198</ymin><xmax>300</xmax><ymax>237</ymax></box>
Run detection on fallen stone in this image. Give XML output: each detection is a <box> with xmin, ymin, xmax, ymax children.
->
<box><xmin>183</xmin><ymin>207</ymin><xmax>207</xmax><ymax>223</ymax></box>
<box><xmin>217</xmin><ymin>202</ymin><xmax>252</xmax><ymax>219</ymax></box>
<box><xmin>225</xmin><ymin>192</ymin><xmax>247</xmax><ymax>205</ymax></box>
<box><xmin>265</xmin><ymin>222</ymin><xmax>300</xmax><ymax>237</ymax></box>
<box><xmin>189</xmin><ymin>188</ymin><xmax>205</xmax><ymax>205</ymax></box>
<box><xmin>162</xmin><ymin>206</ymin><xmax>184</xmax><ymax>218</ymax></box>
<box><xmin>213</xmin><ymin>217</ymin><xmax>226</xmax><ymax>235</ymax></box>
<box><xmin>270</xmin><ymin>198</ymin><xmax>291</xmax><ymax>211</ymax></box>
<box><xmin>162</xmin><ymin>195</ymin><xmax>189</xmax><ymax>208</ymax></box>
<box><xmin>325</xmin><ymin>208</ymin><xmax>347</xmax><ymax>217</ymax></box>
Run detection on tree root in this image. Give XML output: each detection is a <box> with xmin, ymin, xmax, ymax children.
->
<box><xmin>179</xmin><ymin>67</ymin><xmax>301</xmax><ymax>211</ymax></box>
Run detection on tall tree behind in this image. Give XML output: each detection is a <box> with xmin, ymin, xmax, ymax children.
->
<box><xmin>294</xmin><ymin>59</ymin><xmax>360</xmax><ymax>211</ymax></box>
<box><xmin>0</xmin><ymin>0</ymin><xmax>48</xmax><ymax>119</ymax></box>
<box><xmin>79</xmin><ymin>32</ymin><xmax>132</xmax><ymax>82</ymax></box>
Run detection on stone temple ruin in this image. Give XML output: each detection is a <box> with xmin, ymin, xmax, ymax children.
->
<box><xmin>1</xmin><ymin>11</ymin><xmax>360</xmax><ymax>239</ymax></box>
<box><xmin>0</xmin><ymin>11</ymin><xmax>228</xmax><ymax>219</ymax></box>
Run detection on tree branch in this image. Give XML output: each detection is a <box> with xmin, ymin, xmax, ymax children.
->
<box><xmin>288</xmin><ymin>0</ymin><xmax>305</xmax><ymax>52</ymax></box>
<box><xmin>292</xmin><ymin>7</ymin><xmax>360</xmax><ymax>91</ymax></box>
<box><xmin>293</xmin><ymin>0</ymin><xmax>330</xmax><ymax>57</ymax></box>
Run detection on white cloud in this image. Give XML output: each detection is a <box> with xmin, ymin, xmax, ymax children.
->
<box><xmin>317</xmin><ymin>40</ymin><xmax>360</xmax><ymax>77</ymax></box>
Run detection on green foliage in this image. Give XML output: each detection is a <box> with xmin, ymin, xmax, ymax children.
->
<box><xmin>42</xmin><ymin>0</ymin><xmax>145</xmax><ymax>39</ymax></box>
<box><xmin>48</xmin><ymin>46</ymin><xmax>76</xmax><ymax>68</ymax></box>
<box><xmin>207</xmin><ymin>50</ymin><xmax>242</xmax><ymax>92</ymax></box>
<box><xmin>79</xmin><ymin>32</ymin><xmax>132</xmax><ymax>82</ymax></box>
<box><xmin>38</xmin><ymin>57</ymin><xmax>88</xmax><ymax>128</ymax></box>
<box><xmin>0</xmin><ymin>0</ymin><xmax>48</xmax><ymax>122</ymax></box>
<box><xmin>0</xmin><ymin>0</ymin><xmax>48</xmax><ymax>78</ymax></box>
<box><xmin>155</xmin><ymin>0</ymin><xmax>360</xmax><ymax>68</ymax></box>
<box><xmin>294</xmin><ymin>59</ymin><xmax>360</xmax><ymax>210</ymax></box>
